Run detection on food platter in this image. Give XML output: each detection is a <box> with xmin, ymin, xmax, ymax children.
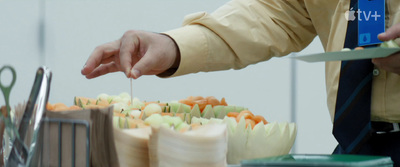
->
<box><xmin>1</xmin><ymin>66</ymin><xmax>298</xmax><ymax>166</ymax></box>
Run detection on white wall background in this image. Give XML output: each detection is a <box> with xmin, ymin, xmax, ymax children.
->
<box><xmin>0</xmin><ymin>0</ymin><xmax>337</xmax><ymax>155</ymax></box>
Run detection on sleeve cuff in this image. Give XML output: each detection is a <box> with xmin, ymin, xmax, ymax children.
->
<box><xmin>161</xmin><ymin>25</ymin><xmax>209</xmax><ymax>77</ymax></box>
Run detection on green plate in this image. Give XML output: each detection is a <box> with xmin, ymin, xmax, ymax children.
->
<box><xmin>241</xmin><ymin>154</ymin><xmax>393</xmax><ymax>167</ymax></box>
<box><xmin>293</xmin><ymin>47</ymin><xmax>400</xmax><ymax>62</ymax></box>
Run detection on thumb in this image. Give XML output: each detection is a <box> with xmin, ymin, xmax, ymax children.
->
<box><xmin>378</xmin><ymin>32</ymin><xmax>393</xmax><ymax>41</ymax></box>
<box><xmin>130</xmin><ymin>53</ymin><xmax>157</xmax><ymax>79</ymax></box>
<box><xmin>378</xmin><ymin>24</ymin><xmax>400</xmax><ymax>41</ymax></box>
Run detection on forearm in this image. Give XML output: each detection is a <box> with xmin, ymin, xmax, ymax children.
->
<box><xmin>163</xmin><ymin>0</ymin><xmax>317</xmax><ymax>77</ymax></box>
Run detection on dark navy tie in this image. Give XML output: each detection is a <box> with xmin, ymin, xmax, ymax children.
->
<box><xmin>332</xmin><ymin>0</ymin><xmax>374</xmax><ymax>154</ymax></box>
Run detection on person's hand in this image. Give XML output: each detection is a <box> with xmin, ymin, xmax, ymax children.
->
<box><xmin>81</xmin><ymin>30</ymin><xmax>180</xmax><ymax>79</ymax></box>
<box><xmin>373</xmin><ymin>23</ymin><xmax>400</xmax><ymax>74</ymax></box>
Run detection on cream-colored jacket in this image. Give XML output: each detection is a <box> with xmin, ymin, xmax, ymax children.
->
<box><xmin>164</xmin><ymin>0</ymin><xmax>400</xmax><ymax>123</ymax></box>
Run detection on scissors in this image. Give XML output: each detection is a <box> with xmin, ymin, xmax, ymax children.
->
<box><xmin>0</xmin><ymin>65</ymin><xmax>17</xmax><ymax>114</ymax></box>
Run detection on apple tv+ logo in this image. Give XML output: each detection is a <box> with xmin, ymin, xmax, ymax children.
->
<box><xmin>345</xmin><ymin>7</ymin><xmax>357</xmax><ymax>21</ymax></box>
<box><xmin>345</xmin><ymin>7</ymin><xmax>382</xmax><ymax>22</ymax></box>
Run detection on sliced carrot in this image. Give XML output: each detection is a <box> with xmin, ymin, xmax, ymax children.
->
<box><xmin>245</xmin><ymin>119</ymin><xmax>256</xmax><ymax>129</ymax></box>
<box><xmin>161</xmin><ymin>113</ymin><xmax>173</xmax><ymax>116</ymax></box>
<box><xmin>46</xmin><ymin>103</ymin><xmax>54</xmax><ymax>111</ymax></box>
<box><xmin>194</xmin><ymin>99</ymin><xmax>207</xmax><ymax>104</ymax></box>
<box><xmin>220</xmin><ymin>97</ymin><xmax>228</xmax><ymax>106</ymax></box>
<box><xmin>144</xmin><ymin>101</ymin><xmax>158</xmax><ymax>106</ymax></box>
<box><xmin>158</xmin><ymin>103</ymin><xmax>167</xmax><ymax>107</ymax></box>
<box><xmin>206</xmin><ymin>97</ymin><xmax>220</xmax><ymax>106</ymax></box>
<box><xmin>187</xmin><ymin>96</ymin><xmax>195</xmax><ymax>101</ymax></box>
<box><xmin>236</xmin><ymin>110</ymin><xmax>254</xmax><ymax>122</ymax></box>
<box><xmin>236</xmin><ymin>113</ymin><xmax>254</xmax><ymax>122</ymax></box>
<box><xmin>96</xmin><ymin>99</ymin><xmax>109</xmax><ymax>107</ymax></box>
<box><xmin>192</xmin><ymin>96</ymin><xmax>204</xmax><ymax>101</ymax></box>
<box><xmin>197</xmin><ymin>103</ymin><xmax>207</xmax><ymax>113</ymax></box>
<box><xmin>178</xmin><ymin>99</ymin><xmax>195</xmax><ymax>106</ymax></box>
<box><xmin>227</xmin><ymin>112</ymin><xmax>239</xmax><ymax>118</ymax></box>
<box><xmin>253</xmin><ymin>115</ymin><xmax>268</xmax><ymax>124</ymax></box>
<box><xmin>52</xmin><ymin>103</ymin><xmax>68</xmax><ymax>111</ymax></box>
<box><xmin>192</xmin><ymin>99</ymin><xmax>207</xmax><ymax>111</ymax></box>
<box><xmin>239</xmin><ymin>110</ymin><xmax>254</xmax><ymax>116</ymax></box>
<box><xmin>69</xmin><ymin>105</ymin><xmax>82</xmax><ymax>110</ymax></box>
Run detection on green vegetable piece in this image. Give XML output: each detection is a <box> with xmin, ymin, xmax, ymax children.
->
<box><xmin>202</xmin><ymin>105</ymin><xmax>215</xmax><ymax>119</ymax></box>
<box><xmin>169</xmin><ymin>102</ymin><xmax>181</xmax><ymax>113</ymax></box>
<box><xmin>190</xmin><ymin>104</ymin><xmax>201</xmax><ymax>118</ymax></box>
<box><xmin>217</xmin><ymin>109</ymin><xmax>227</xmax><ymax>119</ymax></box>
<box><xmin>224</xmin><ymin>106</ymin><xmax>235</xmax><ymax>113</ymax></box>
<box><xmin>185</xmin><ymin>113</ymin><xmax>191</xmax><ymax>124</ymax></box>
<box><xmin>176</xmin><ymin>104</ymin><xmax>185</xmax><ymax>113</ymax></box>
<box><xmin>235</xmin><ymin>106</ymin><xmax>245</xmax><ymax>113</ymax></box>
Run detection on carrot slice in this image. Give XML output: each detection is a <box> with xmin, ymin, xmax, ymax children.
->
<box><xmin>194</xmin><ymin>99</ymin><xmax>207</xmax><ymax>112</ymax></box>
<box><xmin>69</xmin><ymin>105</ymin><xmax>82</xmax><ymax>110</ymax></box>
<box><xmin>46</xmin><ymin>103</ymin><xmax>54</xmax><ymax>111</ymax></box>
<box><xmin>207</xmin><ymin>97</ymin><xmax>220</xmax><ymax>106</ymax></box>
<box><xmin>178</xmin><ymin>99</ymin><xmax>195</xmax><ymax>106</ymax></box>
<box><xmin>227</xmin><ymin>112</ymin><xmax>239</xmax><ymax>118</ymax></box>
<box><xmin>253</xmin><ymin>115</ymin><xmax>268</xmax><ymax>124</ymax></box>
<box><xmin>236</xmin><ymin>111</ymin><xmax>254</xmax><ymax>122</ymax></box>
<box><xmin>96</xmin><ymin>99</ymin><xmax>109</xmax><ymax>107</ymax></box>
<box><xmin>192</xmin><ymin>96</ymin><xmax>204</xmax><ymax>101</ymax></box>
<box><xmin>220</xmin><ymin>97</ymin><xmax>228</xmax><ymax>106</ymax></box>
<box><xmin>237</xmin><ymin>110</ymin><xmax>254</xmax><ymax>117</ymax></box>
<box><xmin>161</xmin><ymin>113</ymin><xmax>173</xmax><ymax>116</ymax></box>
<box><xmin>52</xmin><ymin>103</ymin><xmax>68</xmax><ymax>111</ymax></box>
<box><xmin>245</xmin><ymin>119</ymin><xmax>256</xmax><ymax>129</ymax></box>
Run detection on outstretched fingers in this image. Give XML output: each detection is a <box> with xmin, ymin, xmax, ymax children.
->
<box><xmin>85</xmin><ymin>62</ymin><xmax>120</xmax><ymax>79</ymax></box>
<box><xmin>81</xmin><ymin>40</ymin><xmax>120</xmax><ymax>76</ymax></box>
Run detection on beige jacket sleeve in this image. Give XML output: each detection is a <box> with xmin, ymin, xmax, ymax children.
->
<box><xmin>163</xmin><ymin>0</ymin><xmax>317</xmax><ymax>77</ymax></box>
